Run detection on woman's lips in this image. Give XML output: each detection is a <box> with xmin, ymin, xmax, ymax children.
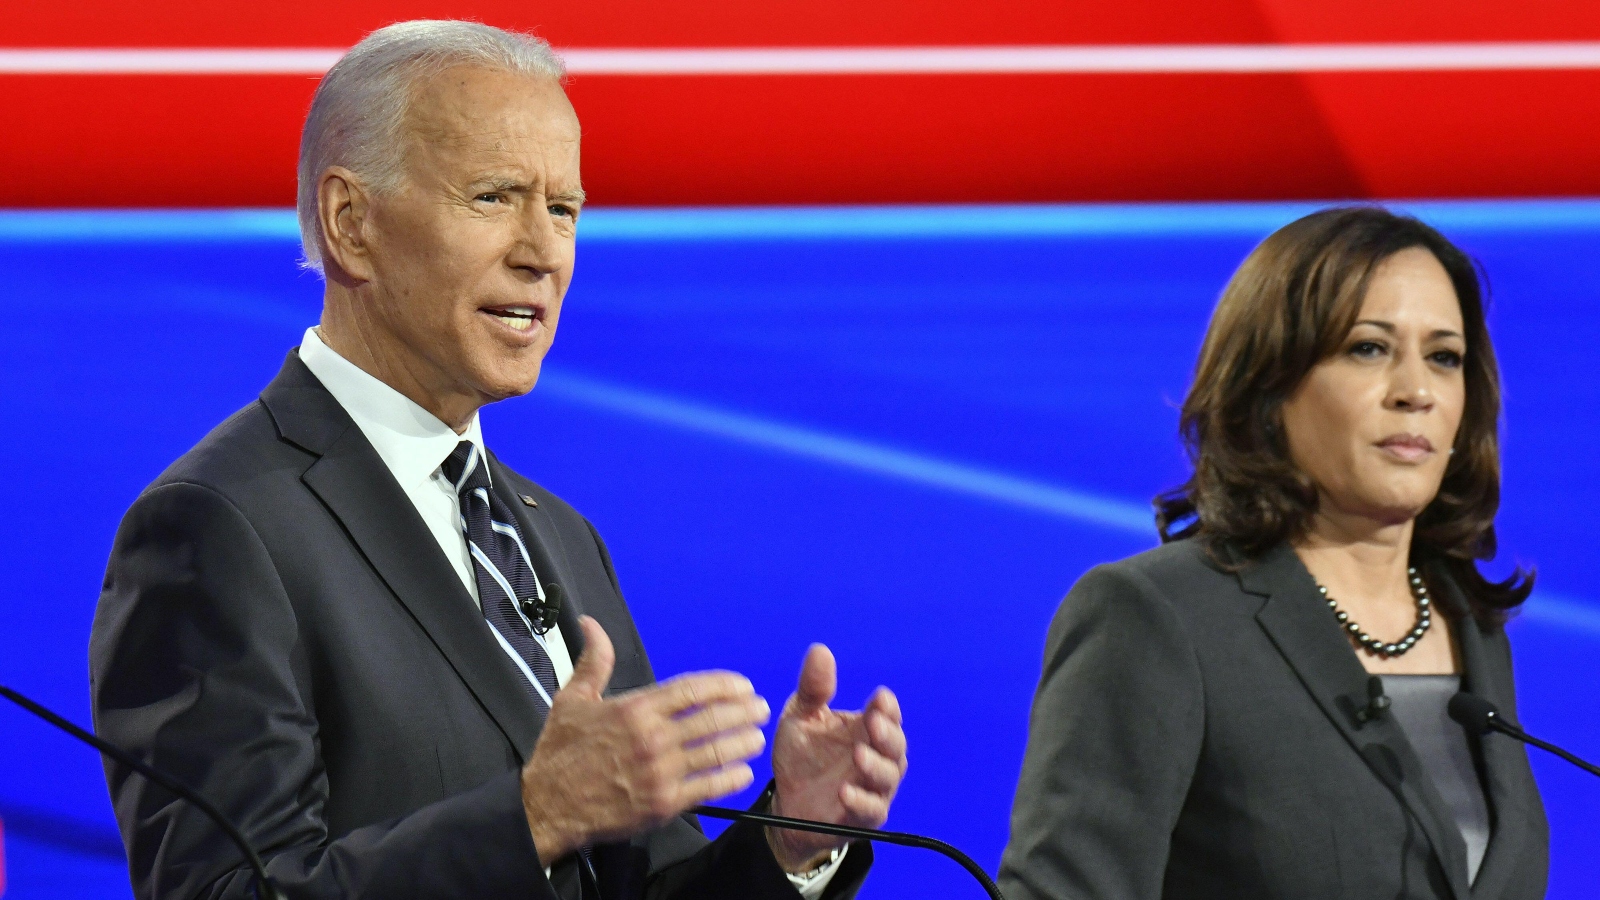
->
<box><xmin>1376</xmin><ymin>434</ymin><xmax>1435</xmax><ymax>463</ymax></box>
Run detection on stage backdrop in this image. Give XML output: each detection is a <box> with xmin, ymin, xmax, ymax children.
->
<box><xmin>0</xmin><ymin>201</ymin><xmax>1596</xmax><ymax>899</ymax></box>
<box><xmin>5</xmin><ymin>0</ymin><xmax>1600</xmax><ymax>206</ymax></box>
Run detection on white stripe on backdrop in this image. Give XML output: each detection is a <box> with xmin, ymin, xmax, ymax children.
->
<box><xmin>4</xmin><ymin>43</ymin><xmax>1600</xmax><ymax>75</ymax></box>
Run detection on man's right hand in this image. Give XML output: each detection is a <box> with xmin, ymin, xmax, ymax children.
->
<box><xmin>520</xmin><ymin>615</ymin><xmax>771</xmax><ymax>864</ymax></box>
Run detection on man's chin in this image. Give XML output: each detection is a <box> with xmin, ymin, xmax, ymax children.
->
<box><xmin>475</xmin><ymin>364</ymin><xmax>544</xmax><ymax>404</ymax></box>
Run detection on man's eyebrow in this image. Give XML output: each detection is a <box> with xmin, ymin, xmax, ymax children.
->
<box><xmin>469</xmin><ymin>175</ymin><xmax>526</xmax><ymax>192</ymax></box>
<box><xmin>550</xmin><ymin>187</ymin><xmax>587</xmax><ymax>205</ymax></box>
<box><xmin>467</xmin><ymin>176</ymin><xmax>585</xmax><ymax>205</ymax></box>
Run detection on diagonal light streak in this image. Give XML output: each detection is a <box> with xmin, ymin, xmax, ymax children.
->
<box><xmin>537</xmin><ymin>368</ymin><xmax>1154</xmax><ymax>535</ymax></box>
<box><xmin>537</xmin><ymin>369</ymin><xmax>1600</xmax><ymax>638</ymax></box>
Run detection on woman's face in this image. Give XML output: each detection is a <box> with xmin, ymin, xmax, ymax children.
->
<box><xmin>1280</xmin><ymin>247</ymin><xmax>1468</xmax><ymax>527</ymax></box>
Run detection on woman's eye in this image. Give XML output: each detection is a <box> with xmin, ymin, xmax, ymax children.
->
<box><xmin>1349</xmin><ymin>340</ymin><xmax>1386</xmax><ymax>359</ymax></box>
<box><xmin>1430</xmin><ymin>349</ymin><xmax>1464</xmax><ymax>368</ymax></box>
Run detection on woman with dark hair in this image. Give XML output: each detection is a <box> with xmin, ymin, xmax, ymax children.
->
<box><xmin>998</xmin><ymin>207</ymin><xmax>1547</xmax><ymax>900</ymax></box>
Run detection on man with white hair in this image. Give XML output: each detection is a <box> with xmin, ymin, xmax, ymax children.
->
<box><xmin>90</xmin><ymin>20</ymin><xmax>906</xmax><ymax>900</ymax></box>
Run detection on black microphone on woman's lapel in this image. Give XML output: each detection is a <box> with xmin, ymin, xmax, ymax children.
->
<box><xmin>1354</xmin><ymin>674</ymin><xmax>1392</xmax><ymax>727</ymax></box>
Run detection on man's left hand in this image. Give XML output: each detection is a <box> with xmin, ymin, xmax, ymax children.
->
<box><xmin>766</xmin><ymin>644</ymin><xmax>908</xmax><ymax>873</ymax></box>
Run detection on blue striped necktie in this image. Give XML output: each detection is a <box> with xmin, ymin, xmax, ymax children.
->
<box><xmin>442</xmin><ymin>441</ymin><xmax>561</xmax><ymax>716</ymax></box>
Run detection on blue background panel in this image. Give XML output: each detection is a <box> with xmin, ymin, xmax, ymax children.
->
<box><xmin>0</xmin><ymin>203</ymin><xmax>1595</xmax><ymax>898</ymax></box>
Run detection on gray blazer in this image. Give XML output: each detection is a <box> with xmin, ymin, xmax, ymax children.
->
<box><xmin>90</xmin><ymin>352</ymin><xmax>871</xmax><ymax>900</ymax></box>
<box><xmin>999</xmin><ymin>539</ymin><xmax>1548</xmax><ymax>900</ymax></box>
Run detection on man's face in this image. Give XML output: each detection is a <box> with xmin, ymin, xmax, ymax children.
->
<box><xmin>356</xmin><ymin>66</ymin><xmax>582</xmax><ymax>408</ymax></box>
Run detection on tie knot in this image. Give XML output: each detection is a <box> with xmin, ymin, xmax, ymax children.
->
<box><xmin>442</xmin><ymin>441</ymin><xmax>491</xmax><ymax>496</ymax></box>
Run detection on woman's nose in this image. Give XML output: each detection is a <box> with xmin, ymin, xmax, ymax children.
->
<box><xmin>1386</xmin><ymin>354</ymin><xmax>1435</xmax><ymax>411</ymax></box>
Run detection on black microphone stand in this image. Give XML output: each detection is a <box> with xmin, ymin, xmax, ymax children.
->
<box><xmin>692</xmin><ymin>805</ymin><xmax>1006</xmax><ymax>900</ymax></box>
<box><xmin>1448</xmin><ymin>691</ymin><xmax>1600</xmax><ymax>778</ymax></box>
<box><xmin>0</xmin><ymin>685</ymin><xmax>287</xmax><ymax>900</ymax></box>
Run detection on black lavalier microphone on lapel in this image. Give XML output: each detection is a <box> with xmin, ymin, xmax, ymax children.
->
<box><xmin>522</xmin><ymin>581</ymin><xmax>563</xmax><ymax>635</ymax></box>
<box><xmin>1355</xmin><ymin>674</ymin><xmax>1392</xmax><ymax>726</ymax></box>
<box><xmin>1449</xmin><ymin>692</ymin><xmax>1600</xmax><ymax>778</ymax></box>
<box><xmin>1</xmin><ymin>685</ymin><xmax>287</xmax><ymax>900</ymax></box>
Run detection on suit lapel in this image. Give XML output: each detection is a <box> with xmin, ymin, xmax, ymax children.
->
<box><xmin>486</xmin><ymin>454</ymin><xmax>642</xmax><ymax>695</ymax></box>
<box><xmin>261</xmin><ymin>353</ymin><xmax>545</xmax><ymax>762</ymax></box>
<box><xmin>1244</xmin><ymin>544</ymin><xmax>1472</xmax><ymax>900</ymax></box>
<box><xmin>485</xmin><ymin>454</ymin><xmax>588</xmax><ymax>668</ymax></box>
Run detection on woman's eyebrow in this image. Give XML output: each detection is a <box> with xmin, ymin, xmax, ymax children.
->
<box><xmin>1351</xmin><ymin>319</ymin><xmax>1463</xmax><ymax>340</ymax></box>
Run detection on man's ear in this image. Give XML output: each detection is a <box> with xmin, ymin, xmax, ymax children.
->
<box><xmin>317</xmin><ymin>166</ymin><xmax>376</xmax><ymax>285</ymax></box>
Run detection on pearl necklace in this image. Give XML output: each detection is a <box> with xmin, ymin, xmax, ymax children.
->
<box><xmin>1316</xmin><ymin>567</ymin><xmax>1433</xmax><ymax>658</ymax></box>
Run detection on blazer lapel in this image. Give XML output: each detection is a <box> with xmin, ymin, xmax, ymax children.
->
<box><xmin>484</xmin><ymin>454</ymin><xmax>587</xmax><ymax>666</ymax></box>
<box><xmin>485</xmin><ymin>453</ymin><xmax>641</xmax><ymax>695</ymax></box>
<box><xmin>1448</xmin><ymin>584</ymin><xmax>1532</xmax><ymax>899</ymax></box>
<box><xmin>260</xmin><ymin>353</ymin><xmax>545</xmax><ymax>762</ymax></box>
<box><xmin>1244</xmin><ymin>544</ymin><xmax>1472</xmax><ymax>900</ymax></box>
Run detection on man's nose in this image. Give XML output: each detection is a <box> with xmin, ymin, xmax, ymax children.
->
<box><xmin>508</xmin><ymin>205</ymin><xmax>566</xmax><ymax>274</ymax></box>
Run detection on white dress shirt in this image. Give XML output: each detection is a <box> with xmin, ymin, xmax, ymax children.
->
<box><xmin>298</xmin><ymin>329</ymin><xmax>842</xmax><ymax>895</ymax></box>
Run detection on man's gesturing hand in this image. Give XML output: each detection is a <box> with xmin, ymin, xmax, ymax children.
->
<box><xmin>767</xmin><ymin>644</ymin><xmax>908</xmax><ymax>873</ymax></box>
<box><xmin>520</xmin><ymin>616</ymin><xmax>771</xmax><ymax>865</ymax></box>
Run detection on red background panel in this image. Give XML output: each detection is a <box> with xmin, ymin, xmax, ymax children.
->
<box><xmin>4</xmin><ymin>1</ymin><xmax>1600</xmax><ymax>206</ymax></box>
<box><xmin>1297</xmin><ymin>71</ymin><xmax>1600</xmax><ymax>199</ymax></box>
<box><xmin>2</xmin><ymin>76</ymin><xmax>316</xmax><ymax>207</ymax></box>
<box><xmin>567</xmin><ymin>74</ymin><xmax>1367</xmax><ymax>205</ymax></box>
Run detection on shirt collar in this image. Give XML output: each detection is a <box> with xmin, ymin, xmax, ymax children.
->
<box><xmin>298</xmin><ymin>327</ymin><xmax>485</xmax><ymax>491</ymax></box>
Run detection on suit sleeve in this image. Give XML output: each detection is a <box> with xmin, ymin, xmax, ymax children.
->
<box><xmin>577</xmin><ymin>519</ymin><xmax>874</xmax><ymax>900</ymax></box>
<box><xmin>997</xmin><ymin>563</ymin><xmax>1206</xmax><ymax>900</ymax></box>
<box><xmin>91</xmin><ymin>481</ymin><xmax>556</xmax><ymax>900</ymax></box>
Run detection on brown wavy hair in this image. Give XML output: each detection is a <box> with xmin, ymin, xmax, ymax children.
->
<box><xmin>1155</xmin><ymin>206</ymin><xmax>1532</xmax><ymax>623</ymax></box>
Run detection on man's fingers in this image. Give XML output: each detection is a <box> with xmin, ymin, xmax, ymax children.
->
<box><xmin>839</xmin><ymin>783</ymin><xmax>891</xmax><ymax>827</ymax></box>
<box><xmin>682</xmin><ymin>726</ymin><xmax>766</xmax><ymax>775</ymax></box>
<box><xmin>852</xmin><ymin>744</ymin><xmax>903</xmax><ymax>795</ymax></box>
<box><xmin>674</xmin><ymin>696</ymin><xmax>771</xmax><ymax>744</ymax></box>
<box><xmin>649</xmin><ymin>671</ymin><xmax>757</xmax><ymax>716</ymax></box>
<box><xmin>791</xmin><ymin>643</ymin><xmax>837</xmax><ymax>716</ymax></box>
<box><xmin>865</xmin><ymin>707</ymin><xmax>908</xmax><ymax>765</ymax></box>
<box><xmin>685</xmin><ymin>762</ymin><xmax>757</xmax><ymax>804</ymax></box>
<box><xmin>563</xmin><ymin>616</ymin><xmax>616</xmax><ymax>700</ymax></box>
<box><xmin>866</xmin><ymin>685</ymin><xmax>903</xmax><ymax>726</ymax></box>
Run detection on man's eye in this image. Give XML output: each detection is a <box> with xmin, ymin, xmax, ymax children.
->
<box><xmin>549</xmin><ymin>204</ymin><xmax>574</xmax><ymax>219</ymax></box>
<box><xmin>475</xmin><ymin>193</ymin><xmax>505</xmax><ymax>204</ymax></box>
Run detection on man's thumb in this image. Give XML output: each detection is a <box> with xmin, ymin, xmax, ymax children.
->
<box><xmin>566</xmin><ymin>615</ymin><xmax>616</xmax><ymax>699</ymax></box>
<box><xmin>792</xmin><ymin>643</ymin><xmax>837</xmax><ymax>715</ymax></box>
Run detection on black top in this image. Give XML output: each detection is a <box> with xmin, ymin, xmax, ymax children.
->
<box><xmin>999</xmin><ymin>539</ymin><xmax>1548</xmax><ymax>900</ymax></box>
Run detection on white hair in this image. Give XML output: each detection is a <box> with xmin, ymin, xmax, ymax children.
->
<box><xmin>296</xmin><ymin>20</ymin><xmax>566</xmax><ymax>274</ymax></box>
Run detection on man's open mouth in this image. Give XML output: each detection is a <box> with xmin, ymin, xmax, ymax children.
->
<box><xmin>483</xmin><ymin>305</ymin><xmax>540</xmax><ymax>332</ymax></box>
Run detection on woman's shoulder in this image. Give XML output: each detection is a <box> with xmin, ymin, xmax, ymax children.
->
<box><xmin>1050</xmin><ymin>538</ymin><xmax>1246</xmax><ymax>636</ymax></box>
<box><xmin>1077</xmin><ymin>537</ymin><xmax>1242</xmax><ymax>600</ymax></box>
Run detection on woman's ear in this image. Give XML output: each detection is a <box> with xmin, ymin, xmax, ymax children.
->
<box><xmin>317</xmin><ymin>166</ymin><xmax>375</xmax><ymax>285</ymax></box>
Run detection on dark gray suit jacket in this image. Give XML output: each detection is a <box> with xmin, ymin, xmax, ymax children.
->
<box><xmin>89</xmin><ymin>353</ymin><xmax>871</xmax><ymax>900</ymax></box>
<box><xmin>999</xmin><ymin>539</ymin><xmax>1548</xmax><ymax>900</ymax></box>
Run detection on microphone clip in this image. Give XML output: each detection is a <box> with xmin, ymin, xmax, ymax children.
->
<box><xmin>1355</xmin><ymin>675</ymin><xmax>1391</xmax><ymax>727</ymax></box>
<box><xmin>521</xmin><ymin>581</ymin><xmax>563</xmax><ymax>635</ymax></box>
